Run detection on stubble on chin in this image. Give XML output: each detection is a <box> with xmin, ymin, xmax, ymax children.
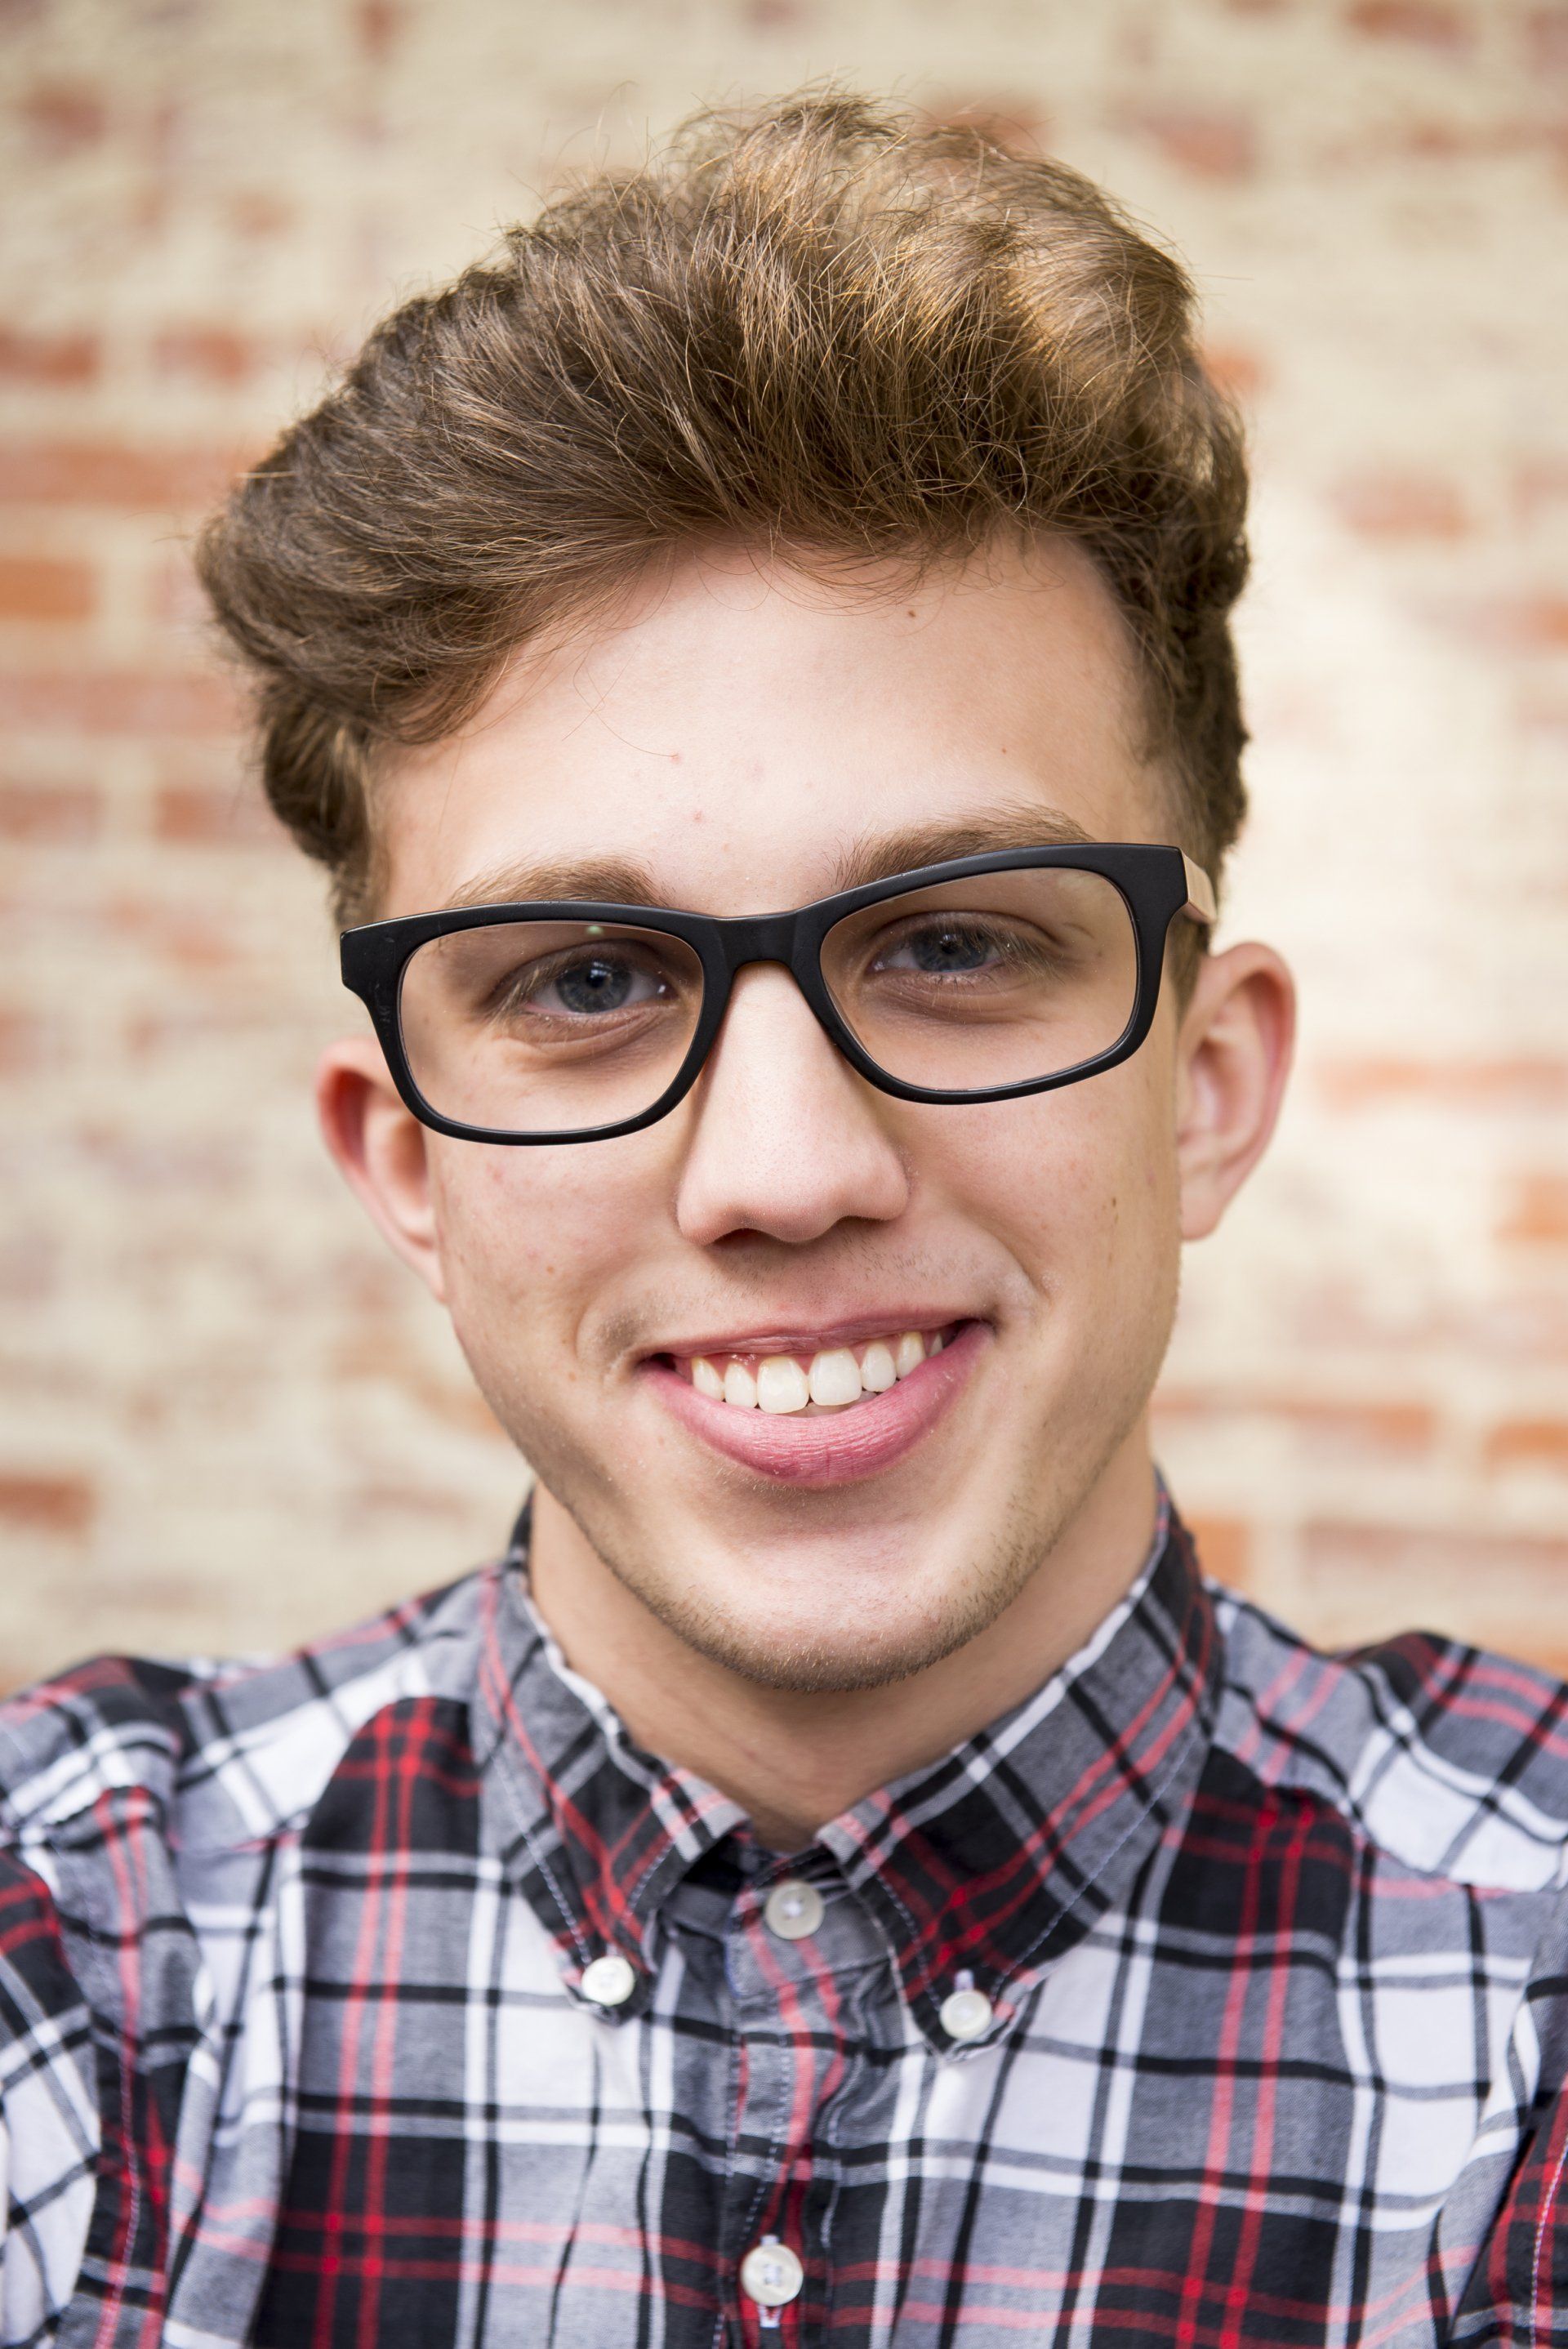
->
<box><xmin>590</xmin><ymin>1494</ymin><xmax>1060</xmax><ymax>1694</ymax></box>
<box><xmin>523</xmin><ymin>1425</ymin><xmax>1105</xmax><ymax>1697</ymax></box>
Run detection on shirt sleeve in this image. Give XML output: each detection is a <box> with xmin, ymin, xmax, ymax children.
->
<box><xmin>0</xmin><ymin>1851</ymin><xmax>98</xmax><ymax>2344</ymax></box>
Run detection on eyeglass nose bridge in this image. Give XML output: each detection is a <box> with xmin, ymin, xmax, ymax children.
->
<box><xmin>693</xmin><ymin>910</ymin><xmax>864</xmax><ymax>1095</ymax></box>
<box><xmin>710</xmin><ymin>908</ymin><xmax>808</xmax><ymax>975</ymax></box>
<box><xmin>697</xmin><ymin>912</ymin><xmax>840</xmax><ymax>1072</ymax></box>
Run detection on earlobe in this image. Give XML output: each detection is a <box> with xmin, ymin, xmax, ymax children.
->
<box><xmin>1174</xmin><ymin>943</ymin><xmax>1296</xmax><ymax>1244</ymax></box>
<box><xmin>315</xmin><ymin>1037</ymin><xmax>448</xmax><ymax>1302</ymax></box>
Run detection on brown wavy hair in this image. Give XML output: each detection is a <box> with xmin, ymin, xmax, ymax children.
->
<box><xmin>197</xmin><ymin>91</ymin><xmax>1250</xmax><ymax>978</ymax></box>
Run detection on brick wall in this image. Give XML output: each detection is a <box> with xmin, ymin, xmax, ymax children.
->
<box><xmin>2</xmin><ymin>0</ymin><xmax>1566</xmax><ymax>1683</ymax></box>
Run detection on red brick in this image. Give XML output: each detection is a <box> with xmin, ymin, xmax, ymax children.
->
<box><xmin>1183</xmin><ymin>1514</ymin><xmax>1254</xmax><ymax>1592</ymax></box>
<box><xmin>1303</xmin><ymin>1518</ymin><xmax>1568</xmax><ymax>1661</ymax></box>
<box><xmin>0</xmin><ymin>1009</ymin><xmax>49</xmax><ymax>1074</ymax></box>
<box><xmin>1155</xmin><ymin>1388</ymin><xmax>1435</xmax><ymax>1457</ymax></box>
<box><xmin>0</xmin><ymin>441</ymin><xmax>252</xmax><ymax>511</ymax></box>
<box><xmin>152</xmin><ymin>779</ymin><xmax>281</xmax><ymax>845</ymax></box>
<box><xmin>71</xmin><ymin>1117</ymin><xmax>249</xmax><ymax>1187</ymax></box>
<box><xmin>1501</xmin><ymin>599</ymin><xmax>1568</xmax><ymax>651</ymax></box>
<box><xmin>1346</xmin><ymin>0</ymin><xmax>1472</xmax><ymax>47</ymax></box>
<box><xmin>1332</xmin><ymin>471</ymin><xmax>1472</xmax><ymax>539</ymax></box>
<box><xmin>1290</xmin><ymin>1277</ymin><xmax>1568</xmax><ymax>1367</ymax></box>
<box><xmin>20</xmin><ymin>83</ymin><xmax>108</xmax><ymax>154</ymax></box>
<box><xmin>0</xmin><ymin>670</ymin><xmax>241</xmax><ymax>737</ymax></box>
<box><xmin>1526</xmin><ymin>5</ymin><xmax>1568</xmax><ymax>73</ymax></box>
<box><xmin>1485</xmin><ymin>1420</ymin><xmax>1568</xmax><ymax>1472</ymax></box>
<box><xmin>341</xmin><ymin>1482</ymin><xmax>475</xmax><ymax>1527</ymax></box>
<box><xmin>0</xmin><ymin>781</ymin><xmax>101</xmax><ymax>841</ymax></box>
<box><xmin>1202</xmin><ymin>341</ymin><xmax>1270</xmax><ymax>401</ymax></box>
<box><xmin>356</xmin><ymin>0</ymin><xmax>403</xmax><ymax>58</ymax></box>
<box><xmin>0</xmin><ymin>1233</ymin><xmax>58</xmax><ymax>1305</ymax></box>
<box><xmin>0</xmin><ymin>328</ymin><xmax>99</xmax><ymax>386</ymax></box>
<box><xmin>152</xmin><ymin>327</ymin><xmax>269</xmax><ymax>387</ymax></box>
<box><xmin>122</xmin><ymin>1005</ymin><xmax>275</xmax><ymax>1056</ymax></box>
<box><xmin>1434</xmin><ymin>595</ymin><xmax>1568</xmax><ymax>653</ymax></box>
<box><xmin>0</xmin><ymin>1475</ymin><xmax>95</xmax><ymax>1536</ymax></box>
<box><xmin>1514</xmin><ymin>459</ymin><xmax>1568</xmax><ymax>520</ymax></box>
<box><xmin>227</xmin><ymin>191</ymin><xmax>293</xmax><ymax>239</ymax></box>
<box><xmin>921</xmin><ymin>95</ymin><xmax>1049</xmax><ymax>145</ymax></box>
<box><xmin>331</xmin><ymin>1331</ymin><xmax>506</xmax><ymax>1437</ymax></box>
<box><xmin>1268</xmin><ymin>1398</ymin><xmax>1434</xmax><ymax>1454</ymax></box>
<box><xmin>1122</xmin><ymin>107</ymin><xmax>1258</xmax><ymax>181</ymax></box>
<box><xmin>1499</xmin><ymin>1173</ymin><xmax>1568</xmax><ymax>1246</ymax></box>
<box><xmin>1306</xmin><ymin>1518</ymin><xmax>1568</xmax><ymax>1582</ymax></box>
<box><xmin>100</xmin><ymin>890</ymin><xmax>256</xmax><ymax>974</ymax></box>
<box><xmin>0</xmin><ymin>555</ymin><xmax>94</xmax><ymax>622</ymax></box>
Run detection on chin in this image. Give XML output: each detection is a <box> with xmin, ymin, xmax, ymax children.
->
<box><xmin>617</xmin><ymin>1536</ymin><xmax>1036</xmax><ymax>1696</ymax></box>
<box><xmin>663</xmin><ymin>1610</ymin><xmax>973</xmax><ymax>1696</ymax></box>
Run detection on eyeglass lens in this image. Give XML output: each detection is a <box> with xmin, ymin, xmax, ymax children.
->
<box><xmin>396</xmin><ymin>870</ymin><xmax>1138</xmax><ymax>1136</ymax></box>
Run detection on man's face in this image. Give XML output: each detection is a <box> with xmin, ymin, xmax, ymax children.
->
<box><xmin>363</xmin><ymin>539</ymin><xmax>1198</xmax><ymax>1690</ymax></box>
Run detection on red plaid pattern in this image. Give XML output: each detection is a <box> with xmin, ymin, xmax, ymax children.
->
<box><xmin>3</xmin><ymin>1483</ymin><xmax>1568</xmax><ymax>2347</ymax></box>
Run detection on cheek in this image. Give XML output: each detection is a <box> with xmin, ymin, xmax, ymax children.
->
<box><xmin>425</xmin><ymin>1134</ymin><xmax>674</xmax><ymax>1348</ymax></box>
<box><xmin>921</xmin><ymin>1059</ymin><xmax>1178</xmax><ymax>1299</ymax></box>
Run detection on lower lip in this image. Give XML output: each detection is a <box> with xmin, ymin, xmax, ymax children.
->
<box><xmin>641</xmin><ymin>1320</ymin><xmax>990</xmax><ymax>1489</ymax></box>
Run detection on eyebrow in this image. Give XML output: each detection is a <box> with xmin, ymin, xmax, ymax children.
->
<box><xmin>438</xmin><ymin>805</ymin><xmax>1099</xmax><ymax>916</ymax></box>
<box><xmin>831</xmin><ymin>806</ymin><xmax>1096</xmax><ymax>891</ymax></box>
<box><xmin>442</xmin><ymin>855</ymin><xmax>666</xmax><ymax>912</ymax></box>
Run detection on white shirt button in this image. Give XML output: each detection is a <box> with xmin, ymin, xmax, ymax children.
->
<box><xmin>939</xmin><ymin>1983</ymin><xmax>994</xmax><ymax>2042</ymax></box>
<box><xmin>739</xmin><ymin>2235</ymin><xmax>805</xmax><ymax>2307</ymax></box>
<box><xmin>764</xmin><ymin>1879</ymin><xmax>825</xmax><ymax>1940</ymax></box>
<box><xmin>579</xmin><ymin>1952</ymin><xmax>638</xmax><ymax>2008</ymax></box>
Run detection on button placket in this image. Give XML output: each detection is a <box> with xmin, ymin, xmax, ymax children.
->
<box><xmin>719</xmin><ymin>1868</ymin><xmax>859</xmax><ymax>2340</ymax></box>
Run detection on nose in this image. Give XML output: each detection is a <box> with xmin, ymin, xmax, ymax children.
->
<box><xmin>673</xmin><ymin>964</ymin><xmax>911</xmax><ymax>1248</ymax></box>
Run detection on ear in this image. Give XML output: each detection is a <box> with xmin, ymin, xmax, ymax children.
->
<box><xmin>1174</xmin><ymin>941</ymin><xmax>1296</xmax><ymax>1243</ymax></box>
<box><xmin>316</xmin><ymin>1036</ymin><xmax>448</xmax><ymax>1302</ymax></box>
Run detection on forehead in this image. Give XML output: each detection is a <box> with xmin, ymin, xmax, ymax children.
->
<box><xmin>376</xmin><ymin>537</ymin><xmax>1165</xmax><ymax>920</ymax></box>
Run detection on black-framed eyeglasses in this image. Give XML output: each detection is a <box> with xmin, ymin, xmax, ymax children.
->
<box><xmin>339</xmin><ymin>843</ymin><xmax>1217</xmax><ymax>1145</ymax></box>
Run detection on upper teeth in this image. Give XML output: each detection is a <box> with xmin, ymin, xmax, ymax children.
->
<box><xmin>686</xmin><ymin>1329</ymin><xmax>947</xmax><ymax>1414</ymax></box>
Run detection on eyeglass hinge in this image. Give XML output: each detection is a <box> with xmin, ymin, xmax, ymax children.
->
<box><xmin>1181</xmin><ymin>855</ymin><xmax>1217</xmax><ymax>925</ymax></box>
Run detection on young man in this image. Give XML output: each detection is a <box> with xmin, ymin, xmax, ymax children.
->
<box><xmin>2</xmin><ymin>91</ymin><xmax>1566</xmax><ymax>2349</ymax></box>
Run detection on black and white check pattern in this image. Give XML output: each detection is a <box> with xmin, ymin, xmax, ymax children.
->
<box><xmin>3</xmin><ymin>1481</ymin><xmax>1568</xmax><ymax>2347</ymax></box>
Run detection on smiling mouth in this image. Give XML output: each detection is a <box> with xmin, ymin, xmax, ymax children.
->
<box><xmin>657</xmin><ymin>1323</ymin><xmax>959</xmax><ymax>1415</ymax></box>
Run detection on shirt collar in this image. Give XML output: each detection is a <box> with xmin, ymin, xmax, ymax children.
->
<box><xmin>473</xmin><ymin>1478</ymin><xmax>1220</xmax><ymax>2050</ymax></box>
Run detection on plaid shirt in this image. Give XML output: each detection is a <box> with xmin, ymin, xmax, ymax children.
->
<box><xmin>5</xmin><ymin>1486</ymin><xmax>1568</xmax><ymax>2348</ymax></box>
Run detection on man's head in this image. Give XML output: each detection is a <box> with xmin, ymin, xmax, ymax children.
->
<box><xmin>198</xmin><ymin>94</ymin><xmax>1292</xmax><ymax>1695</ymax></box>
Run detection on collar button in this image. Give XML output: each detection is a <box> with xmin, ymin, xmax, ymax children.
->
<box><xmin>764</xmin><ymin>1878</ymin><xmax>825</xmax><ymax>1940</ymax></box>
<box><xmin>579</xmin><ymin>1951</ymin><xmax>639</xmax><ymax>2008</ymax></box>
<box><xmin>939</xmin><ymin>1978</ymin><xmax>994</xmax><ymax>2043</ymax></box>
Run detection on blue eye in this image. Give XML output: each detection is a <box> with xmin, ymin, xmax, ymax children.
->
<box><xmin>496</xmin><ymin>945</ymin><xmax>675</xmax><ymax>1024</ymax></box>
<box><xmin>896</xmin><ymin>923</ymin><xmax>999</xmax><ymax>975</ymax></box>
<box><xmin>873</xmin><ymin>918</ymin><xmax>1032</xmax><ymax>980</ymax></box>
<box><xmin>551</xmin><ymin>955</ymin><xmax>639</xmax><ymax>1014</ymax></box>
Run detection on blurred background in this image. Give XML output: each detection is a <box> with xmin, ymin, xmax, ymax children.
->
<box><xmin>2</xmin><ymin>0</ymin><xmax>1567</xmax><ymax>1684</ymax></box>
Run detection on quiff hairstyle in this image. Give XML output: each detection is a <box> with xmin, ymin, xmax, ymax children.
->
<box><xmin>198</xmin><ymin>91</ymin><xmax>1250</xmax><ymax>983</ymax></box>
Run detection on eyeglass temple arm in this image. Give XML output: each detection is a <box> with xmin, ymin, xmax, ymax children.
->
<box><xmin>1181</xmin><ymin>855</ymin><xmax>1218</xmax><ymax>925</ymax></box>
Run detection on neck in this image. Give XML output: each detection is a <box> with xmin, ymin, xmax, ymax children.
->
<box><xmin>526</xmin><ymin>1432</ymin><xmax>1160</xmax><ymax>1851</ymax></box>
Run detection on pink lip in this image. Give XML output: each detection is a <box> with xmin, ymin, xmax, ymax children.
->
<box><xmin>640</xmin><ymin>1318</ymin><xmax>990</xmax><ymax>1488</ymax></box>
